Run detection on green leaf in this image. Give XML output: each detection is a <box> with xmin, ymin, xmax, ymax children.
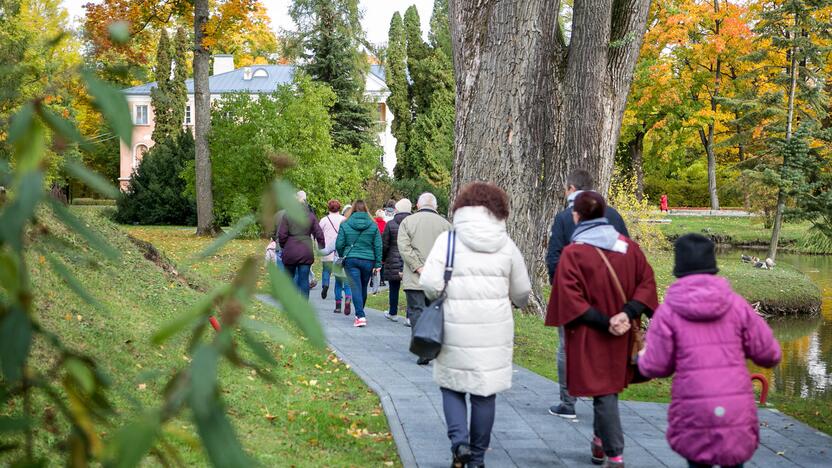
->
<box><xmin>266</xmin><ymin>262</ymin><xmax>325</xmax><ymax>349</ymax></box>
<box><xmin>0</xmin><ymin>170</ymin><xmax>43</xmax><ymax>251</ymax></box>
<box><xmin>0</xmin><ymin>416</ymin><xmax>30</xmax><ymax>433</ymax></box>
<box><xmin>64</xmin><ymin>358</ymin><xmax>95</xmax><ymax>394</ymax></box>
<box><xmin>108</xmin><ymin>21</ymin><xmax>130</xmax><ymax>44</ymax></box>
<box><xmin>191</xmin><ymin>215</ymin><xmax>255</xmax><ymax>262</ymax></box>
<box><xmin>272</xmin><ymin>180</ymin><xmax>309</xmax><ymax>228</ymax></box>
<box><xmin>47</xmin><ymin>198</ymin><xmax>119</xmax><ymax>261</ymax></box>
<box><xmin>43</xmin><ymin>252</ymin><xmax>106</xmax><ymax>312</ymax></box>
<box><xmin>39</xmin><ymin>107</ymin><xmax>91</xmax><ymax>151</ymax></box>
<box><xmin>0</xmin><ymin>252</ymin><xmax>19</xmax><ymax>296</ymax></box>
<box><xmin>239</xmin><ymin>317</ymin><xmax>290</xmax><ymax>343</ymax></box>
<box><xmin>189</xmin><ymin>344</ymin><xmax>220</xmax><ymax>418</ymax></box>
<box><xmin>0</xmin><ymin>307</ymin><xmax>32</xmax><ymax>383</ymax></box>
<box><xmin>13</xmin><ymin>119</ymin><xmax>46</xmax><ymax>173</ymax></box>
<box><xmin>240</xmin><ymin>329</ymin><xmax>277</xmax><ymax>366</ymax></box>
<box><xmin>190</xmin><ymin>400</ymin><xmax>251</xmax><ymax>468</ymax></box>
<box><xmin>83</xmin><ymin>70</ymin><xmax>133</xmax><ymax>147</ymax></box>
<box><xmin>63</xmin><ymin>160</ymin><xmax>120</xmax><ymax>199</ymax></box>
<box><xmin>152</xmin><ymin>285</ymin><xmax>229</xmax><ymax>344</ymax></box>
<box><xmin>7</xmin><ymin>103</ymin><xmax>34</xmax><ymax>144</ymax></box>
<box><xmin>105</xmin><ymin>411</ymin><xmax>160</xmax><ymax>468</ymax></box>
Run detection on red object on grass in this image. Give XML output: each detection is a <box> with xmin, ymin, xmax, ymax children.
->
<box><xmin>751</xmin><ymin>373</ymin><xmax>769</xmax><ymax>405</ymax></box>
<box><xmin>209</xmin><ymin>316</ymin><xmax>221</xmax><ymax>332</ymax></box>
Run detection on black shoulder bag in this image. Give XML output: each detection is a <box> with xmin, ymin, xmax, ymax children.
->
<box><xmin>409</xmin><ymin>231</ymin><xmax>456</xmax><ymax>361</ymax></box>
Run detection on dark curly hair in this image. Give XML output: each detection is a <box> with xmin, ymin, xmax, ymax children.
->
<box><xmin>452</xmin><ymin>182</ymin><xmax>510</xmax><ymax>220</ymax></box>
<box><xmin>573</xmin><ymin>191</ymin><xmax>606</xmax><ymax>221</ymax></box>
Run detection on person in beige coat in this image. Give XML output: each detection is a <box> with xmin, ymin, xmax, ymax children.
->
<box><xmin>397</xmin><ymin>192</ymin><xmax>451</xmax><ymax>338</ymax></box>
<box><xmin>420</xmin><ymin>182</ymin><xmax>531</xmax><ymax>468</ymax></box>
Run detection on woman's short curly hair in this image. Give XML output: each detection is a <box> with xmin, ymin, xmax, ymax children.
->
<box><xmin>327</xmin><ymin>199</ymin><xmax>341</xmax><ymax>213</ymax></box>
<box><xmin>452</xmin><ymin>182</ymin><xmax>510</xmax><ymax>220</ymax></box>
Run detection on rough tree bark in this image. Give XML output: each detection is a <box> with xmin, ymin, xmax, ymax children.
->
<box><xmin>449</xmin><ymin>0</ymin><xmax>651</xmax><ymax>314</ymax></box>
<box><xmin>193</xmin><ymin>0</ymin><xmax>219</xmax><ymax>236</ymax></box>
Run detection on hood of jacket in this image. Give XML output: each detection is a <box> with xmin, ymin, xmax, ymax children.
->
<box><xmin>345</xmin><ymin>211</ymin><xmax>374</xmax><ymax>231</ymax></box>
<box><xmin>452</xmin><ymin>206</ymin><xmax>508</xmax><ymax>253</ymax></box>
<box><xmin>392</xmin><ymin>211</ymin><xmax>410</xmax><ymax>224</ymax></box>
<box><xmin>665</xmin><ymin>274</ymin><xmax>733</xmax><ymax>322</ymax></box>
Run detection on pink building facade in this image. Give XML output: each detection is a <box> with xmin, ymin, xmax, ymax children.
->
<box><xmin>119</xmin><ymin>56</ymin><xmax>395</xmax><ymax>191</ymax></box>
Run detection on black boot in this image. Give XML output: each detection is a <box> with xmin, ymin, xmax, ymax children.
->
<box><xmin>321</xmin><ymin>285</ymin><xmax>329</xmax><ymax>299</ymax></box>
<box><xmin>450</xmin><ymin>444</ymin><xmax>472</xmax><ymax>468</ymax></box>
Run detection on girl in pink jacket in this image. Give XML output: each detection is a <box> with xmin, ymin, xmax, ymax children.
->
<box><xmin>638</xmin><ymin>234</ymin><xmax>781</xmax><ymax>468</ymax></box>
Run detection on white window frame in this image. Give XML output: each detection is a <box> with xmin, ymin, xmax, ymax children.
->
<box><xmin>134</xmin><ymin>104</ymin><xmax>149</xmax><ymax>125</ymax></box>
<box><xmin>184</xmin><ymin>105</ymin><xmax>192</xmax><ymax>125</ymax></box>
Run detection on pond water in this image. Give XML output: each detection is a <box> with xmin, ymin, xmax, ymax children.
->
<box><xmin>734</xmin><ymin>252</ymin><xmax>832</xmax><ymax>402</ymax></box>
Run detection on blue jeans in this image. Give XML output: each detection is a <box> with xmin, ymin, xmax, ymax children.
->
<box><xmin>344</xmin><ymin>258</ymin><xmax>373</xmax><ymax>318</ymax></box>
<box><xmin>388</xmin><ymin>279</ymin><xmax>401</xmax><ymax>315</ymax></box>
<box><xmin>322</xmin><ymin>261</ymin><xmax>351</xmax><ymax>301</ymax></box>
<box><xmin>284</xmin><ymin>264</ymin><xmax>311</xmax><ymax>299</ymax></box>
<box><xmin>441</xmin><ymin>387</ymin><xmax>496</xmax><ymax>465</ymax></box>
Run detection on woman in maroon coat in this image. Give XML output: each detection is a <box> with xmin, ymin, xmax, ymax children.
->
<box><xmin>545</xmin><ymin>191</ymin><xmax>658</xmax><ymax>468</ymax></box>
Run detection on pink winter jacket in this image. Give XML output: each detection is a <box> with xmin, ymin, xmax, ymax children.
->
<box><xmin>638</xmin><ymin>274</ymin><xmax>781</xmax><ymax>466</ymax></box>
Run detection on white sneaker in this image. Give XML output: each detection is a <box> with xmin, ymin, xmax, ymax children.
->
<box><xmin>354</xmin><ymin>317</ymin><xmax>367</xmax><ymax>328</ymax></box>
<box><xmin>384</xmin><ymin>313</ymin><xmax>398</xmax><ymax>322</ymax></box>
<box><xmin>404</xmin><ymin>318</ymin><xmax>412</xmax><ymax>327</ymax></box>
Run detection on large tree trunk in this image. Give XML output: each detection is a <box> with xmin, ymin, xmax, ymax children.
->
<box><xmin>629</xmin><ymin>128</ymin><xmax>645</xmax><ymax>201</ymax></box>
<box><xmin>449</xmin><ymin>0</ymin><xmax>651</xmax><ymax>314</ymax></box>
<box><xmin>193</xmin><ymin>0</ymin><xmax>219</xmax><ymax>236</ymax></box>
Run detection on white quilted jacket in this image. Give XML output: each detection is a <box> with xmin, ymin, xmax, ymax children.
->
<box><xmin>420</xmin><ymin>206</ymin><xmax>531</xmax><ymax>396</ymax></box>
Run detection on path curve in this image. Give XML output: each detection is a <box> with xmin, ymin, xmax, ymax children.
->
<box><xmin>260</xmin><ymin>291</ymin><xmax>832</xmax><ymax>467</ymax></box>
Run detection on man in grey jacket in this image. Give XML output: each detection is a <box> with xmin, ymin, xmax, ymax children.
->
<box><xmin>397</xmin><ymin>192</ymin><xmax>451</xmax><ymax>364</ymax></box>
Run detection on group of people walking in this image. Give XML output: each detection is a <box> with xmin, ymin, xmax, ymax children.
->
<box><xmin>272</xmin><ymin>171</ymin><xmax>783</xmax><ymax>468</ymax></box>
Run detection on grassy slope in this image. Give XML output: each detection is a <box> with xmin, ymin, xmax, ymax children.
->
<box><xmin>659</xmin><ymin>216</ymin><xmax>811</xmax><ymax>249</ymax></box>
<box><xmin>16</xmin><ymin>208</ymin><xmax>399</xmax><ymax>467</ymax></box>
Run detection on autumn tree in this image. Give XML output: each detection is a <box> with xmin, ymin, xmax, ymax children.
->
<box><xmin>290</xmin><ymin>0</ymin><xmax>376</xmax><ymax>151</ymax></box>
<box><xmin>193</xmin><ymin>0</ymin><xmax>218</xmax><ymax>235</ymax></box>
<box><xmin>449</xmin><ymin>0</ymin><xmax>651</xmax><ymax>312</ymax></box>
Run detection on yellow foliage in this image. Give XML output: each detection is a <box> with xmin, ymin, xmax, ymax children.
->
<box><xmin>608</xmin><ymin>172</ymin><xmax>669</xmax><ymax>253</ymax></box>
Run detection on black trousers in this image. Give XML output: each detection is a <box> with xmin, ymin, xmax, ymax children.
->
<box><xmin>688</xmin><ymin>462</ymin><xmax>744</xmax><ymax>468</ymax></box>
<box><xmin>593</xmin><ymin>394</ymin><xmax>624</xmax><ymax>457</ymax></box>
<box><xmin>404</xmin><ymin>289</ymin><xmax>430</xmax><ymax>320</ymax></box>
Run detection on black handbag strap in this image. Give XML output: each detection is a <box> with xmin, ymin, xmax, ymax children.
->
<box><xmin>440</xmin><ymin>231</ymin><xmax>456</xmax><ymax>296</ymax></box>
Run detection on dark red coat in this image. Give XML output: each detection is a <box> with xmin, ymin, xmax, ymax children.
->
<box><xmin>545</xmin><ymin>238</ymin><xmax>658</xmax><ymax>396</ymax></box>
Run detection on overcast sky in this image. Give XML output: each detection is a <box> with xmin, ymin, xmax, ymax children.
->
<box><xmin>60</xmin><ymin>0</ymin><xmax>435</xmax><ymax>45</ymax></box>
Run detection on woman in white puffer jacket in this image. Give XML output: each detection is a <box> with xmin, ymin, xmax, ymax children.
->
<box><xmin>420</xmin><ymin>182</ymin><xmax>531</xmax><ymax>468</ymax></box>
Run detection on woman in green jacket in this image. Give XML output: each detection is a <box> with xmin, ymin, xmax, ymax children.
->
<box><xmin>336</xmin><ymin>200</ymin><xmax>382</xmax><ymax>328</ymax></box>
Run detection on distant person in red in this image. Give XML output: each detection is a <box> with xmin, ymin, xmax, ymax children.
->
<box><xmin>374</xmin><ymin>209</ymin><xmax>387</xmax><ymax>234</ymax></box>
<box><xmin>660</xmin><ymin>194</ymin><xmax>669</xmax><ymax>213</ymax></box>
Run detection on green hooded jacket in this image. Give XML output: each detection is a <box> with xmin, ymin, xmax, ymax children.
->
<box><xmin>335</xmin><ymin>212</ymin><xmax>383</xmax><ymax>268</ymax></box>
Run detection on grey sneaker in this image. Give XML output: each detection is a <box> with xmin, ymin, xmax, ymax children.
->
<box><xmin>404</xmin><ymin>318</ymin><xmax>412</xmax><ymax>327</ymax></box>
<box><xmin>384</xmin><ymin>313</ymin><xmax>398</xmax><ymax>322</ymax></box>
<box><xmin>548</xmin><ymin>403</ymin><xmax>577</xmax><ymax>419</ymax></box>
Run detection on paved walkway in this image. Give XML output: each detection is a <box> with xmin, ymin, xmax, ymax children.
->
<box><xmin>260</xmin><ymin>291</ymin><xmax>832</xmax><ymax>467</ymax></box>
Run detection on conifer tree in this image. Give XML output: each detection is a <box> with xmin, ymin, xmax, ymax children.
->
<box><xmin>150</xmin><ymin>29</ymin><xmax>174</xmax><ymax>144</ymax></box>
<box><xmin>429</xmin><ymin>0</ymin><xmax>451</xmax><ymax>59</ymax></box>
<box><xmin>169</xmin><ymin>27</ymin><xmax>189</xmax><ymax>134</ymax></box>
<box><xmin>291</xmin><ymin>0</ymin><xmax>376</xmax><ymax>151</ymax></box>
<box><xmin>387</xmin><ymin>12</ymin><xmax>411</xmax><ymax>178</ymax></box>
<box><xmin>750</xmin><ymin>0</ymin><xmax>832</xmax><ymax>260</ymax></box>
<box><xmin>404</xmin><ymin>6</ymin><xmax>431</xmax><ymax>112</ymax></box>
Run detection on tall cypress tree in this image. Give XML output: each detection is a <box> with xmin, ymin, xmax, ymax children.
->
<box><xmin>169</xmin><ymin>27</ymin><xmax>189</xmax><ymax>134</ymax></box>
<box><xmin>291</xmin><ymin>0</ymin><xmax>376</xmax><ymax>151</ymax></box>
<box><xmin>388</xmin><ymin>12</ymin><xmax>412</xmax><ymax>179</ymax></box>
<box><xmin>150</xmin><ymin>29</ymin><xmax>173</xmax><ymax>144</ymax></box>
<box><xmin>404</xmin><ymin>6</ymin><xmax>431</xmax><ymax>112</ymax></box>
<box><xmin>429</xmin><ymin>0</ymin><xmax>451</xmax><ymax>59</ymax></box>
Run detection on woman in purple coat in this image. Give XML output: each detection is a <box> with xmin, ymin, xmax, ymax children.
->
<box><xmin>638</xmin><ymin>234</ymin><xmax>781</xmax><ymax>468</ymax></box>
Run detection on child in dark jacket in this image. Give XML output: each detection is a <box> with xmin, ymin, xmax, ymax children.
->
<box><xmin>638</xmin><ymin>234</ymin><xmax>781</xmax><ymax>468</ymax></box>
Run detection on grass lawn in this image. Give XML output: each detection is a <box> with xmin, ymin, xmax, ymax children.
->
<box><xmin>6</xmin><ymin>207</ymin><xmax>399</xmax><ymax>466</ymax></box>
<box><xmin>658</xmin><ymin>216</ymin><xmax>821</xmax><ymax>252</ymax></box>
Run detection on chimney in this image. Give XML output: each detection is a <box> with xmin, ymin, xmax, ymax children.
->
<box><xmin>212</xmin><ymin>54</ymin><xmax>235</xmax><ymax>76</ymax></box>
<box><xmin>242</xmin><ymin>67</ymin><xmax>253</xmax><ymax>80</ymax></box>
